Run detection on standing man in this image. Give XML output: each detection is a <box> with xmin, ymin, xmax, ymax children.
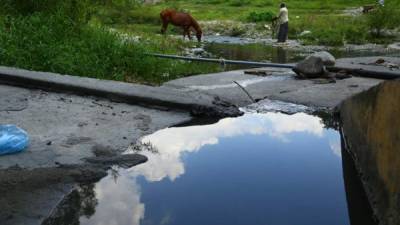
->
<box><xmin>274</xmin><ymin>3</ymin><xmax>289</xmax><ymax>43</ymax></box>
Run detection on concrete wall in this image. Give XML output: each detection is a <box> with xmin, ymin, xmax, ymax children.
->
<box><xmin>340</xmin><ymin>79</ymin><xmax>400</xmax><ymax>225</ymax></box>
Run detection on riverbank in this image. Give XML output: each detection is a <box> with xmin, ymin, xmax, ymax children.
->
<box><xmin>96</xmin><ymin>0</ymin><xmax>400</xmax><ymax>46</ymax></box>
<box><xmin>1</xmin><ymin>1</ymin><xmax>399</xmax><ymax>86</ymax></box>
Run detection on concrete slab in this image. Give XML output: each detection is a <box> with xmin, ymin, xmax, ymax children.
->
<box><xmin>340</xmin><ymin>79</ymin><xmax>400</xmax><ymax>225</ymax></box>
<box><xmin>164</xmin><ymin>58</ymin><xmax>388</xmax><ymax>109</ymax></box>
<box><xmin>0</xmin><ymin>66</ymin><xmax>242</xmax><ymax>118</ymax></box>
<box><xmin>0</xmin><ymin>84</ymin><xmax>191</xmax><ymax>170</ymax></box>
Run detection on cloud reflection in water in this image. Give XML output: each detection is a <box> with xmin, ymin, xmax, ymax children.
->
<box><xmin>81</xmin><ymin>112</ymin><xmax>342</xmax><ymax>225</ymax></box>
<box><xmin>135</xmin><ymin>112</ymin><xmax>325</xmax><ymax>181</ymax></box>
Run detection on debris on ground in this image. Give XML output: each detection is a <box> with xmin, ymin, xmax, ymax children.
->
<box><xmin>244</xmin><ymin>70</ymin><xmax>274</xmax><ymax>76</ymax></box>
<box><xmin>0</xmin><ymin>125</ymin><xmax>29</xmax><ymax>156</ymax></box>
<box><xmin>362</xmin><ymin>4</ymin><xmax>375</xmax><ymax>13</ymax></box>
<box><xmin>191</xmin><ymin>97</ymin><xmax>244</xmax><ymax>118</ymax></box>
<box><xmin>365</xmin><ymin>58</ymin><xmax>400</xmax><ymax>70</ymax></box>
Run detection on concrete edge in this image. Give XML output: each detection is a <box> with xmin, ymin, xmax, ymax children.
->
<box><xmin>0</xmin><ymin>66</ymin><xmax>243</xmax><ymax>118</ymax></box>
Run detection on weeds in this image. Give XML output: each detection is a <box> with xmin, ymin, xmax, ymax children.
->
<box><xmin>247</xmin><ymin>11</ymin><xmax>274</xmax><ymax>23</ymax></box>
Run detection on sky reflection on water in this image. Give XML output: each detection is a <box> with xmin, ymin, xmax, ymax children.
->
<box><xmin>80</xmin><ymin>112</ymin><xmax>347</xmax><ymax>225</ymax></box>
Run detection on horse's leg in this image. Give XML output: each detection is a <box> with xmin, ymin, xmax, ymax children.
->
<box><xmin>183</xmin><ymin>26</ymin><xmax>192</xmax><ymax>40</ymax></box>
<box><xmin>161</xmin><ymin>21</ymin><xmax>168</xmax><ymax>34</ymax></box>
<box><xmin>182</xmin><ymin>27</ymin><xmax>187</xmax><ymax>40</ymax></box>
<box><xmin>187</xmin><ymin>28</ymin><xmax>193</xmax><ymax>40</ymax></box>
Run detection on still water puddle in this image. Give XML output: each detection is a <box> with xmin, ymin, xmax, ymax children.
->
<box><xmin>204</xmin><ymin>42</ymin><xmax>400</xmax><ymax>70</ymax></box>
<box><xmin>74</xmin><ymin>112</ymin><xmax>370</xmax><ymax>225</ymax></box>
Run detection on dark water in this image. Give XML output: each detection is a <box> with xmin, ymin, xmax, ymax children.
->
<box><xmin>205</xmin><ymin>43</ymin><xmax>305</xmax><ymax>64</ymax></box>
<box><xmin>63</xmin><ymin>112</ymin><xmax>376</xmax><ymax>225</ymax></box>
<box><xmin>204</xmin><ymin>42</ymin><xmax>400</xmax><ymax>70</ymax></box>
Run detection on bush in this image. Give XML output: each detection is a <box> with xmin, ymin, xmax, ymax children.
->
<box><xmin>247</xmin><ymin>11</ymin><xmax>274</xmax><ymax>23</ymax></box>
<box><xmin>365</xmin><ymin>2</ymin><xmax>400</xmax><ymax>37</ymax></box>
<box><xmin>1</xmin><ymin>0</ymin><xmax>91</xmax><ymax>24</ymax></box>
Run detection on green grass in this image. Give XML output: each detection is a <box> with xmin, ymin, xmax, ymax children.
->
<box><xmin>0</xmin><ymin>1</ymin><xmax>220</xmax><ymax>85</ymax></box>
<box><xmin>0</xmin><ymin>0</ymin><xmax>399</xmax><ymax>86</ymax></box>
<box><xmin>93</xmin><ymin>0</ymin><xmax>400</xmax><ymax>46</ymax></box>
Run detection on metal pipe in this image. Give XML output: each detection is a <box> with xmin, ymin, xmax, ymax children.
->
<box><xmin>326</xmin><ymin>66</ymin><xmax>400</xmax><ymax>80</ymax></box>
<box><xmin>148</xmin><ymin>53</ymin><xmax>400</xmax><ymax>80</ymax></box>
<box><xmin>147</xmin><ymin>53</ymin><xmax>294</xmax><ymax>69</ymax></box>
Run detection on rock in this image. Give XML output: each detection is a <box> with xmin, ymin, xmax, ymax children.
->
<box><xmin>293</xmin><ymin>56</ymin><xmax>326</xmax><ymax>78</ymax></box>
<box><xmin>388</xmin><ymin>42</ymin><xmax>400</xmax><ymax>50</ymax></box>
<box><xmin>191</xmin><ymin>48</ymin><xmax>205</xmax><ymax>55</ymax></box>
<box><xmin>191</xmin><ymin>97</ymin><xmax>244</xmax><ymax>118</ymax></box>
<box><xmin>336</xmin><ymin>71</ymin><xmax>353</xmax><ymax>80</ymax></box>
<box><xmin>84</xmin><ymin>154</ymin><xmax>148</xmax><ymax>169</ymax></box>
<box><xmin>375</xmin><ymin>58</ymin><xmax>385</xmax><ymax>64</ymax></box>
<box><xmin>91</xmin><ymin>144</ymin><xmax>117</xmax><ymax>157</ymax></box>
<box><xmin>184</xmin><ymin>47</ymin><xmax>212</xmax><ymax>58</ymax></box>
<box><xmin>299</xmin><ymin>30</ymin><xmax>311</xmax><ymax>36</ymax></box>
<box><xmin>311</xmin><ymin>51</ymin><xmax>336</xmax><ymax>66</ymax></box>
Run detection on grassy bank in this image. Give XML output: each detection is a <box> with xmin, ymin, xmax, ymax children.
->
<box><xmin>94</xmin><ymin>0</ymin><xmax>400</xmax><ymax>46</ymax></box>
<box><xmin>0</xmin><ymin>0</ymin><xmax>399</xmax><ymax>85</ymax></box>
<box><xmin>0</xmin><ymin>1</ymin><xmax>219</xmax><ymax>85</ymax></box>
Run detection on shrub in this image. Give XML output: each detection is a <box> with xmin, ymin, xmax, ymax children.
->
<box><xmin>365</xmin><ymin>2</ymin><xmax>400</xmax><ymax>37</ymax></box>
<box><xmin>1</xmin><ymin>0</ymin><xmax>91</xmax><ymax>25</ymax></box>
<box><xmin>247</xmin><ymin>11</ymin><xmax>274</xmax><ymax>23</ymax></box>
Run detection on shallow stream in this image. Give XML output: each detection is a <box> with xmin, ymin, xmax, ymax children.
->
<box><xmin>199</xmin><ymin>37</ymin><xmax>400</xmax><ymax>70</ymax></box>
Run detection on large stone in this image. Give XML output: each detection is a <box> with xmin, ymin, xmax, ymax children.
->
<box><xmin>312</xmin><ymin>51</ymin><xmax>336</xmax><ymax>66</ymax></box>
<box><xmin>292</xmin><ymin>56</ymin><xmax>325</xmax><ymax>78</ymax></box>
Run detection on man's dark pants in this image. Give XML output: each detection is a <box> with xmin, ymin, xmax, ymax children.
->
<box><xmin>277</xmin><ymin>22</ymin><xmax>288</xmax><ymax>42</ymax></box>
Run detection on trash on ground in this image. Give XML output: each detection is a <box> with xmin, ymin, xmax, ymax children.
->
<box><xmin>244</xmin><ymin>70</ymin><xmax>274</xmax><ymax>76</ymax></box>
<box><xmin>0</xmin><ymin>125</ymin><xmax>29</xmax><ymax>156</ymax></box>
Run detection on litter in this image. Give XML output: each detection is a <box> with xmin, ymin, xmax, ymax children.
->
<box><xmin>0</xmin><ymin>125</ymin><xmax>29</xmax><ymax>155</ymax></box>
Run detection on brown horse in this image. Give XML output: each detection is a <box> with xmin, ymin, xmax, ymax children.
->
<box><xmin>160</xmin><ymin>9</ymin><xmax>202</xmax><ymax>42</ymax></box>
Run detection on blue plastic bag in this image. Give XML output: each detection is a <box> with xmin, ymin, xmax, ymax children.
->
<box><xmin>0</xmin><ymin>125</ymin><xmax>29</xmax><ymax>155</ymax></box>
